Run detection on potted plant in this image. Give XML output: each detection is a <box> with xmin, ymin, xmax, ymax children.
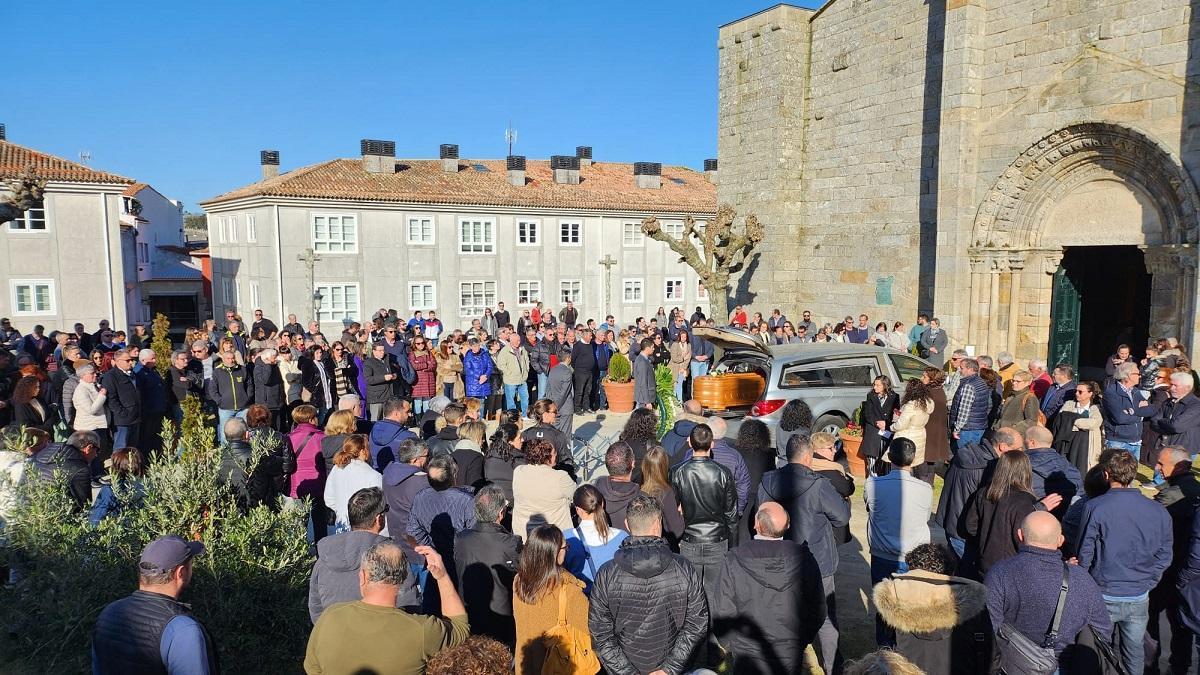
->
<box><xmin>839</xmin><ymin>406</ymin><xmax>869</xmax><ymax>478</ymax></box>
<box><xmin>603</xmin><ymin>352</ymin><xmax>636</xmax><ymax>413</ymax></box>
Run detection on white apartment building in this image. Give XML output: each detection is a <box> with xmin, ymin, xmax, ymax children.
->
<box><xmin>200</xmin><ymin>142</ymin><xmax>718</xmax><ymax>331</ymax></box>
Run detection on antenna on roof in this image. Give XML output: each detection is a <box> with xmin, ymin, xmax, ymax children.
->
<box><xmin>78</xmin><ymin>150</ymin><xmax>92</xmax><ymax>165</ymax></box>
<box><xmin>505</xmin><ymin>122</ymin><xmax>518</xmax><ymax>157</ymax></box>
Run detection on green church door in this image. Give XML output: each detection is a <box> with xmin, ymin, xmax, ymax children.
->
<box><xmin>1048</xmin><ymin>264</ymin><xmax>1081</xmax><ymax>370</ymax></box>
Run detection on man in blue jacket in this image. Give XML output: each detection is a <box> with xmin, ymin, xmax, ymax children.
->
<box><xmin>1025</xmin><ymin>426</ymin><xmax>1082</xmax><ymax>519</ymax></box>
<box><xmin>368</xmin><ymin>398</ymin><xmax>416</xmax><ymax>472</ymax></box>
<box><xmin>1103</xmin><ymin>362</ymin><xmax>1157</xmax><ymax>456</ymax></box>
<box><xmin>1150</xmin><ymin>371</ymin><xmax>1200</xmax><ymax>457</ymax></box>
<box><xmin>1077</xmin><ymin>449</ymin><xmax>1173</xmax><ymax>675</ymax></box>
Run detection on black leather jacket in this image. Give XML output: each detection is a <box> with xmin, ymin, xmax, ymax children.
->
<box><xmin>669</xmin><ymin>456</ymin><xmax>738</xmax><ymax>544</ymax></box>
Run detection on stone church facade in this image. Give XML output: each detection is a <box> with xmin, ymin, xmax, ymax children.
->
<box><xmin>718</xmin><ymin>1</ymin><xmax>1200</xmax><ymax>367</ymax></box>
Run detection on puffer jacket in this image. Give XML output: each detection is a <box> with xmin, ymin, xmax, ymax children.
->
<box><xmin>207</xmin><ymin>361</ymin><xmax>253</xmax><ymax>411</ymax></box>
<box><xmin>712</xmin><ymin>539</ymin><xmax>826</xmax><ymax>674</ymax></box>
<box><xmin>873</xmin><ymin>569</ymin><xmax>994</xmax><ymax>674</ymax></box>
<box><xmin>757</xmin><ymin>463</ymin><xmax>851</xmax><ymax>576</ymax></box>
<box><xmin>72</xmin><ymin>381</ymin><xmax>108</xmax><ymax>431</ymax></box>
<box><xmin>588</xmin><ymin>536</ymin><xmax>709</xmax><ymax>675</ymax></box>
<box><xmin>461</xmin><ymin>348</ymin><xmax>493</xmax><ymax>398</ymax></box>
<box><xmin>307</xmin><ymin>529</ymin><xmax>390</xmax><ymax>623</ymax></box>
<box><xmin>936</xmin><ymin>439</ymin><xmax>996</xmax><ymax>541</ymax></box>
<box><xmin>669</xmin><ymin>456</ymin><xmax>738</xmax><ymax>544</ymax></box>
<box><xmin>252</xmin><ymin>358</ymin><xmax>284</xmax><ymax>410</ymax></box>
<box><xmin>528</xmin><ymin>339</ymin><xmax>552</xmax><ymax>376</ymax></box>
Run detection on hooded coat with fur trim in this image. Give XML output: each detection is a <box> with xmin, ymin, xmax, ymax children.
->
<box><xmin>873</xmin><ymin>569</ymin><xmax>994</xmax><ymax>674</ymax></box>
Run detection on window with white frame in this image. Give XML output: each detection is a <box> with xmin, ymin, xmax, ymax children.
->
<box><xmin>10</xmin><ymin>280</ymin><xmax>54</xmax><ymax>314</ymax></box>
<box><xmin>235</xmin><ymin>280</ymin><xmax>243</xmax><ymax>308</ymax></box>
<box><xmin>663</xmin><ymin>221</ymin><xmax>684</xmax><ymax>239</ymax></box>
<box><xmin>623</xmin><ymin>279</ymin><xmax>643</xmax><ymax>303</ymax></box>
<box><xmin>409</xmin><ymin>282</ymin><xmax>436</xmax><ymax>310</ymax></box>
<box><xmin>517</xmin><ymin>281</ymin><xmax>541</xmax><ymax>306</ymax></box>
<box><xmin>221</xmin><ymin>277</ymin><xmax>234</xmax><ymax>305</ymax></box>
<box><xmin>517</xmin><ymin>220</ymin><xmax>540</xmax><ymax>246</ymax></box>
<box><xmin>559</xmin><ymin>220</ymin><xmax>581</xmax><ymax>246</ymax></box>
<box><xmin>407</xmin><ymin>216</ymin><xmax>435</xmax><ymax>245</ymax></box>
<box><xmin>459</xmin><ymin>281</ymin><xmax>496</xmax><ymax>316</ymax></box>
<box><xmin>227</xmin><ymin>215</ymin><xmax>238</xmax><ymax>243</ymax></box>
<box><xmin>312</xmin><ymin>214</ymin><xmax>358</xmax><ymax>253</ymax></box>
<box><xmin>696</xmin><ymin>280</ymin><xmax>709</xmax><ymax>300</ymax></box>
<box><xmin>246</xmin><ymin>214</ymin><xmax>257</xmax><ymax>242</ymax></box>
<box><xmin>560</xmin><ymin>280</ymin><xmax>581</xmax><ymax>305</ymax></box>
<box><xmin>315</xmin><ymin>283</ymin><xmax>360</xmax><ymax>323</ymax></box>
<box><xmin>213</xmin><ymin>216</ymin><xmax>223</xmax><ymax>243</ymax></box>
<box><xmin>459</xmin><ymin>218</ymin><xmax>496</xmax><ymax>254</ymax></box>
<box><xmin>665</xmin><ymin>278</ymin><xmax>685</xmax><ymax>302</ymax></box>
<box><xmin>622</xmin><ymin>222</ymin><xmax>644</xmax><ymax>247</ymax></box>
<box><xmin>250</xmin><ymin>282</ymin><xmax>261</xmax><ymax>310</ymax></box>
<box><xmin>5</xmin><ymin>200</ymin><xmax>46</xmax><ymax>231</ymax></box>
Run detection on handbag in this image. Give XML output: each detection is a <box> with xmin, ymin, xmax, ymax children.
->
<box><xmin>541</xmin><ymin>583</ymin><xmax>600</xmax><ymax>675</ymax></box>
<box><xmin>995</xmin><ymin>563</ymin><xmax>1069</xmax><ymax>674</ymax></box>
<box><xmin>1063</xmin><ymin>623</ymin><xmax>1127</xmax><ymax>675</ymax></box>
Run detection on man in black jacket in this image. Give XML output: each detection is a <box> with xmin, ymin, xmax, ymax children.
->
<box><xmin>361</xmin><ymin>343</ymin><xmax>398</xmax><ymax>421</ymax></box>
<box><xmin>102</xmin><ymin>350</ymin><xmax>142</xmax><ymax>450</ymax></box>
<box><xmin>570</xmin><ymin>330</ymin><xmax>596</xmax><ymax>415</ymax></box>
<box><xmin>216</xmin><ymin>418</ymin><xmax>284</xmax><ymax>513</ymax></box>
<box><xmin>135</xmin><ymin>350</ymin><xmax>168</xmax><ymax>458</ymax></box>
<box><xmin>589</xmin><ymin>494</ymin><xmax>708</xmax><ymax>675</ymax></box>
<box><xmin>427</xmin><ymin>403</ymin><xmax>464</xmax><ymax>457</ymax></box>
<box><xmin>713</xmin><ymin>502</ymin><xmax>825</xmax><ymax>674</ymax></box>
<box><xmin>207</xmin><ymin>349</ymin><xmax>253</xmax><ymax>444</ymax></box>
<box><xmin>31</xmin><ymin>429</ymin><xmax>94</xmax><ymax>510</ymax></box>
<box><xmin>936</xmin><ymin>427</ymin><xmax>1023</xmax><ymax>558</ymax></box>
<box><xmin>669</xmin><ymin>423</ymin><xmax>737</xmax><ymax>615</ymax></box>
<box><xmin>251</xmin><ymin>349</ymin><xmax>285</xmax><ymax>431</ymax></box>
<box><xmin>454</xmin><ymin>485</ymin><xmax>521</xmax><ymax>646</ymax></box>
<box><xmin>757</xmin><ymin>433</ymin><xmax>850</xmax><ymax>674</ymax></box>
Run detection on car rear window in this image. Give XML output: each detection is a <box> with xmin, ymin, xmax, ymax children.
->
<box><xmin>780</xmin><ymin>361</ymin><xmax>877</xmax><ymax>388</ymax></box>
<box><xmin>889</xmin><ymin>354</ymin><xmax>929</xmax><ymax>383</ymax></box>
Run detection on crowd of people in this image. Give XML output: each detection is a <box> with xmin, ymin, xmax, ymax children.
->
<box><xmin>3</xmin><ymin>302</ymin><xmax>1200</xmax><ymax>674</ymax></box>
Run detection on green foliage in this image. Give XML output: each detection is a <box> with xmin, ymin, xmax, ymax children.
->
<box><xmin>0</xmin><ymin>404</ymin><xmax>312</xmax><ymax>673</ymax></box>
<box><xmin>606</xmin><ymin>352</ymin><xmax>632</xmax><ymax>383</ymax></box>
<box><xmin>654</xmin><ymin>364</ymin><xmax>680</xmax><ymax>438</ymax></box>
<box><xmin>151</xmin><ymin>313</ymin><xmax>173</xmax><ymax>378</ymax></box>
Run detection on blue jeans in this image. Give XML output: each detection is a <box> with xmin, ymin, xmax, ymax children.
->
<box><xmin>1105</xmin><ymin>439</ymin><xmax>1141</xmax><ymax>453</ymax></box>
<box><xmin>112</xmin><ymin>424</ymin><xmax>140</xmax><ymax>450</ymax></box>
<box><xmin>537</xmin><ymin>373</ymin><xmax>549</xmax><ymax>399</ymax></box>
<box><xmin>955</xmin><ymin>429</ymin><xmax>985</xmax><ymax>450</ymax></box>
<box><xmin>673</xmin><ymin>373</ymin><xmax>684</xmax><ymax>401</ymax></box>
<box><xmin>413</xmin><ymin>398</ymin><xmax>429</xmax><ymax>415</ymax></box>
<box><xmin>216</xmin><ymin>408</ymin><xmax>247</xmax><ymax>444</ymax></box>
<box><xmin>504</xmin><ymin>383</ymin><xmax>529</xmax><ymax>415</ymax></box>
<box><xmin>690</xmin><ymin>361</ymin><xmax>709</xmax><ymax>398</ymax></box>
<box><xmin>947</xmin><ymin>536</ymin><xmax>966</xmax><ymax>558</ymax></box>
<box><xmin>1104</xmin><ymin>595</ymin><xmax>1149</xmax><ymax>675</ymax></box>
<box><xmin>871</xmin><ymin>557</ymin><xmax>909</xmax><ymax>647</ymax></box>
<box><xmin>597</xmin><ymin>369</ymin><xmax>608</xmax><ymax>408</ymax></box>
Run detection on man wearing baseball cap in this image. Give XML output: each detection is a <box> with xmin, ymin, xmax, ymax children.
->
<box><xmin>92</xmin><ymin>535</ymin><xmax>217</xmax><ymax>674</ymax></box>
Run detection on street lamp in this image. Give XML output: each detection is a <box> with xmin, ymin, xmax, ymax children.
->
<box><xmin>311</xmin><ymin>289</ymin><xmax>324</xmax><ymax>329</ymax></box>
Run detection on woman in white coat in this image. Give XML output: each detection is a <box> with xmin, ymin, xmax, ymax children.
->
<box><xmin>891</xmin><ymin>378</ymin><xmax>936</xmax><ymax>483</ymax></box>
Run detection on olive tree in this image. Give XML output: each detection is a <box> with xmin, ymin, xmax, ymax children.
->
<box><xmin>0</xmin><ymin>167</ymin><xmax>47</xmax><ymax>224</ymax></box>
<box><xmin>641</xmin><ymin>203</ymin><xmax>764</xmax><ymax>322</ymax></box>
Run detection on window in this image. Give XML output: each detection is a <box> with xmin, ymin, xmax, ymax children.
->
<box><xmin>560</xmin><ymin>280</ymin><xmax>581</xmax><ymax>305</ymax></box>
<box><xmin>459</xmin><ymin>281</ymin><xmax>496</xmax><ymax>316</ymax></box>
<box><xmin>137</xmin><ymin>242</ymin><xmax>150</xmax><ymax>264</ymax></box>
<box><xmin>663</xmin><ymin>221</ymin><xmax>684</xmax><ymax>239</ymax></box>
<box><xmin>315</xmin><ymin>283</ymin><xmax>360</xmax><ymax>323</ymax></box>
<box><xmin>250</xmin><ymin>282</ymin><xmax>261</xmax><ymax>310</ymax></box>
<box><xmin>696</xmin><ymin>280</ymin><xmax>709</xmax><ymax>300</ymax></box>
<box><xmin>407</xmin><ymin>216</ymin><xmax>435</xmax><ymax>245</ymax></box>
<box><xmin>312</xmin><ymin>214</ymin><xmax>358</xmax><ymax>253</ymax></box>
<box><xmin>779</xmin><ymin>359</ymin><xmax>879</xmax><ymax>389</ymax></box>
<box><xmin>10</xmin><ymin>280</ymin><xmax>54</xmax><ymax>315</ymax></box>
<box><xmin>409</xmin><ymin>282</ymin><xmax>436</xmax><ymax>310</ymax></box>
<box><xmin>622</xmin><ymin>222</ymin><xmax>644</xmax><ymax>247</ymax></box>
<box><xmin>459</xmin><ymin>217</ymin><xmax>496</xmax><ymax>254</ymax></box>
<box><xmin>517</xmin><ymin>219</ymin><xmax>540</xmax><ymax>246</ymax></box>
<box><xmin>5</xmin><ymin>200</ymin><xmax>46</xmax><ymax>231</ymax></box>
<box><xmin>664</xmin><ymin>278</ymin><xmax>685</xmax><ymax>302</ymax></box>
<box><xmin>623</xmin><ymin>279</ymin><xmax>644</xmax><ymax>303</ymax></box>
<box><xmin>559</xmin><ymin>220</ymin><xmax>581</xmax><ymax>246</ymax></box>
<box><xmin>517</xmin><ymin>281</ymin><xmax>541</xmax><ymax>306</ymax></box>
<box><xmin>221</xmin><ymin>277</ymin><xmax>234</xmax><ymax>305</ymax></box>
<box><xmin>246</xmin><ymin>214</ymin><xmax>257</xmax><ymax>242</ymax></box>
<box><xmin>227</xmin><ymin>215</ymin><xmax>238</xmax><ymax>243</ymax></box>
<box><xmin>235</xmin><ymin>280</ymin><xmax>243</xmax><ymax>308</ymax></box>
<box><xmin>890</xmin><ymin>354</ymin><xmax>930</xmax><ymax>383</ymax></box>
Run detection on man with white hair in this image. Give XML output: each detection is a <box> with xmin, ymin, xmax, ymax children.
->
<box><xmin>995</xmin><ymin>351</ymin><xmax>1017</xmax><ymax>396</ymax></box>
<box><xmin>338</xmin><ymin>393</ymin><xmax>372</xmax><ymax>435</ymax></box>
<box><xmin>135</xmin><ymin>348</ymin><xmax>168</xmax><ymax>457</ymax></box>
<box><xmin>1150</xmin><ymin>371</ymin><xmax>1200</xmax><ymax>455</ymax></box>
<box><xmin>942</xmin><ymin>348</ymin><xmax>969</xmax><ymax>397</ymax></box>
<box><xmin>1028</xmin><ymin>358</ymin><xmax>1052</xmax><ymax>399</ymax></box>
<box><xmin>1102</xmin><ymin>361</ymin><xmax>1154</xmax><ymax>456</ymax></box>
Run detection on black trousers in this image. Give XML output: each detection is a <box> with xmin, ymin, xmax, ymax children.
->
<box><xmin>573</xmin><ymin>370</ymin><xmax>593</xmax><ymax>411</ymax></box>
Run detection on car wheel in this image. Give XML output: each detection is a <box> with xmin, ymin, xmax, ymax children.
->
<box><xmin>813</xmin><ymin>413</ymin><xmax>848</xmax><ymax>435</ymax></box>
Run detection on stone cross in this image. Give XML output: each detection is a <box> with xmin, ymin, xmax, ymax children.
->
<box><xmin>297</xmin><ymin>248</ymin><xmax>322</xmax><ymax>323</ymax></box>
<box><xmin>598</xmin><ymin>254</ymin><xmax>618</xmax><ymax>319</ymax></box>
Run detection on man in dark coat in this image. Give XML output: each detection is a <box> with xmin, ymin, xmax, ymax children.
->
<box><xmin>426</xmin><ymin>403</ymin><xmax>464</xmax><ymax>457</ymax></box>
<box><xmin>1150</xmin><ymin>371</ymin><xmax>1200</xmax><ymax>455</ymax></box>
<box><xmin>454</xmin><ymin>485</ymin><xmax>522</xmax><ymax>646</ymax></box>
<box><xmin>1148</xmin><ymin>445</ymin><xmax>1200</xmax><ymax>673</ymax></box>
<box><xmin>589</xmin><ymin>494</ymin><xmax>709</xmax><ymax>674</ymax></box>
<box><xmin>207</xmin><ymin>349</ymin><xmax>253</xmax><ymax>444</ymax></box>
<box><xmin>757</xmin><ymin>434</ymin><xmax>850</xmax><ymax>674</ymax></box>
<box><xmin>33</xmin><ymin>429</ymin><xmax>97</xmax><ymax>510</ymax></box>
<box><xmin>368</xmin><ymin>398</ymin><xmax>416</xmax><ymax>472</ymax></box>
<box><xmin>102</xmin><ymin>350</ymin><xmax>142</xmax><ymax>450</ymax></box>
<box><xmin>633</xmin><ymin>338</ymin><xmax>656</xmax><ymax>409</ymax></box>
<box><xmin>135</xmin><ymin>349</ymin><xmax>168</xmax><ymax>457</ymax></box>
<box><xmin>936</xmin><ymin>428</ymin><xmax>1023</xmax><ymax>557</ymax></box>
<box><xmin>361</xmin><ymin>342</ymin><xmax>398</xmax><ymax>422</ymax></box>
<box><xmin>216</xmin><ymin>418</ymin><xmax>284</xmax><ymax>513</ymax></box>
<box><xmin>307</xmin><ymin>487</ymin><xmax>389</xmax><ymax>623</ymax></box>
<box><xmin>569</xmin><ymin>330</ymin><xmax>596</xmax><ymax>415</ymax></box>
<box><xmin>381</xmin><ymin>438</ymin><xmax>430</xmax><ymax>607</ymax></box>
<box><xmin>713</xmin><ymin>502</ymin><xmax>825</xmax><ymax>674</ymax></box>
<box><xmin>1025</xmin><ymin>426</ymin><xmax>1082</xmax><ymax>518</ymax></box>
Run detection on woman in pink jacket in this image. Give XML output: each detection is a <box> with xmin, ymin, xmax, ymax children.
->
<box><xmin>286</xmin><ymin>404</ymin><xmax>327</xmax><ymax>543</ymax></box>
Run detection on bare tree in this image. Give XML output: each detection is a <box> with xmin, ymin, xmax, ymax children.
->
<box><xmin>642</xmin><ymin>203</ymin><xmax>764</xmax><ymax>322</ymax></box>
<box><xmin>0</xmin><ymin>166</ymin><xmax>47</xmax><ymax>224</ymax></box>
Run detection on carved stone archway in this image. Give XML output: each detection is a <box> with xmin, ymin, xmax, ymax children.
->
<box><xmin>966</xmin><ymin>123</ymin><xmax>1200</xmax><ymax>360</ymax></box>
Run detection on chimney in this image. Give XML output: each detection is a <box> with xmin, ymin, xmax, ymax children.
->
<box><xmin>260</xmin><ymin>150</ymin><xmax>280</xmax><ymax>179</ymax></box>
<box><xmin>704</xmin><ymin>158</ymin><xmax>718</xmax><ymax>181</ymax></box>
<box><xmin>634</xmin><ymin>162</ymin><xmax>662</xmax><ymax>189</ymax></box>
<box><xmin>506</xmin><ymin>155</ymin><xmax>526</xmax><ymax>187</ymax></box>
<box><xmin>440</xmin><ymin>144</ymin><xmax>459</xmax><ymax>172</ymax></box>
<box><xmin>576</xmin><ymin>146</ymin><xmax>593</xmax><ymax>168</ymax></box>
<box><xmin>551</xmin><ymin>155</ymin><xmax>580</xmax><ymax>185</ymax></box>
<box><xmin>360</xmin><ymin>139</ymin><xmax>396</xmax><ymax>173</ymax></box>
<box><xmin>0</xmin><ymin>123</ymin><xmax>6</xmax><ymax>141</ymax></box>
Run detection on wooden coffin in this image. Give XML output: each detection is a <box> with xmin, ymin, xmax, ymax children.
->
<box><xmin>693</xmin><ymin>372</ymin><xmax>766</xmax><ymax>411</ymax></box>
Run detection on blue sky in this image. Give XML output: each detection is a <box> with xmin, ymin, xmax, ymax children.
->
<box><xmin>9</xmin><ymin>1</ymin><xmax>820</xmax><ymax>210</ymax></box>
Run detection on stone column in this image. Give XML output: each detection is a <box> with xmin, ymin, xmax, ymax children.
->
<box><xmin>987</xmin><ymin>253</ymin><xmax>1004</xmax><ymax>356</ymax></box>
<box><xmin>966</xmin><ymin>249</ymin><xmax>986</xmax><ymax>350</ymax></box>
<box><xmin>1142</xmin><ymin>245</ymin><xmax>1182</xmax><ymax>342</ymax></box>
<box><xmin>1006</xmin><ymin>252</ymin><xmax>1027</xmax><ymax>356</ymax></box>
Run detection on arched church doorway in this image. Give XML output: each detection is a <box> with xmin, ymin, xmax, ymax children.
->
<box><xmin>1048</xmin><ymin>246</ymin><xmax>1151</xmax><ymax>380</ymax></box>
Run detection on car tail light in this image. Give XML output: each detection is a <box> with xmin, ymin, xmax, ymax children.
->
<box><xmin>751</xmin><ymin>399</ymin><xmax>786</xmax><ymax>417</ymax></box>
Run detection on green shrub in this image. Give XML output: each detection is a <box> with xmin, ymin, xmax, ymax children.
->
<box><xmin>607</xmin><ymin>352</ymin><xmax>632</xmax><ymax>383</ymax></box>
<box><xmin>654</xmin><ymin>364</ymin><xmax>680</xmax><ymax>438</ymax></box>
<box><xmin>0</xmin><ymin>411</ymin><xmax>312</xmax><ymax>673</ymax></box>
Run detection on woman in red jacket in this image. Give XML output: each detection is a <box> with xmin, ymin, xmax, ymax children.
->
<box><xmin>409</xmin><ymin>336</ymin><xmax>438</xmax><ymax>414</ymax></box>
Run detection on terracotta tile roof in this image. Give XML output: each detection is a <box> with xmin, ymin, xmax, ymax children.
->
<box><xmin>202</xmin><ymin>159</ymin><xmax>716</xmax><ymax>214</ymax></box>
<box><xmin>122</xmin><ymin>182</ymin><xmax>149</xmax><ymax>197</ymax></box>
<box><xmin>0</xmin><ymin>140</ymin><xmax>134</xmax><ymax>184</ymax></box>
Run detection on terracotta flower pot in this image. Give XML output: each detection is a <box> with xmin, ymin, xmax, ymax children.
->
<box><xmin>603</xmin><ymin>380</ymin><xmax>636</xmax><ymax>413</ymax></box>
<box><xmin>840</xmin><ymin>433</ymin><xmax>868</xmax><ymax>478</ymax></box>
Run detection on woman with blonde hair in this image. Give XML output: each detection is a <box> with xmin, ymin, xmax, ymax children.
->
<box><xmin>319</xmin><ymin>409</ymin><xmax>359</xmax><ymax>472</ymax></box>
<box><xmin>512</xmin><ymin>524</ymin><xmax>591</xmax><ymax>674</ymax></box>
<box><xmin>892</xmin><ymin>378</ymin><xmax>935</xmax><ymax>482</ymax></box>
<box><xmin>435</xmin><ymin>341</ymin><xmax>464</xmax><ymax>400</ymax></box>
<box><xmin>453</xmin><ymin>419</ymin><xmax>487</xmax><ymax>489</ymax></box>
<box><xmin>322</xmin><ymin>434</ymin><xmax>382</xmax><ymax>534</ymax></box>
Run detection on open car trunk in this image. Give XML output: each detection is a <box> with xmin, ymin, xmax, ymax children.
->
<box><xmin>692</xmin><ymin>327</ymin><xmax>771</xmax><ymax>415</ymax></box>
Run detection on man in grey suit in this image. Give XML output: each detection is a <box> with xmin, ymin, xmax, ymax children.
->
<box><xmin>545</xmin><ymin>353</ymin><xmax>575</xmax><ymax>436</ymax></box>
<box><xmin>634</xmin><ymin>337</ymin><xmax>657</xmax><ymax>409</ymax></box>
<box><xmin>918</xmin><ymin>317</ymin><xmax>949</xmax><ymax>359</ymax></box>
